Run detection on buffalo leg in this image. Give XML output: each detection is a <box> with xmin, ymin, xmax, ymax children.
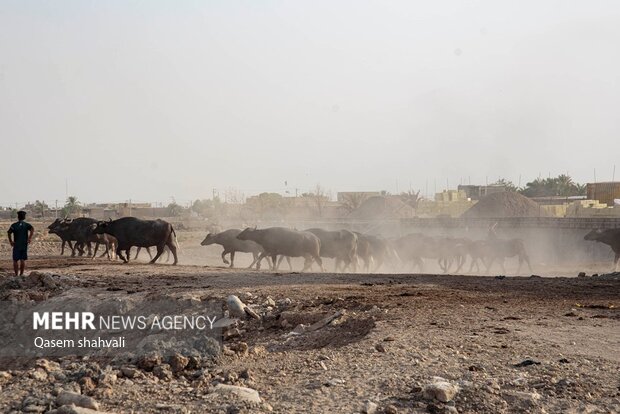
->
<box><xmin>314</xmin><ymin>255</ymin><xmax>324</xmax><ymax>272</ymax></box>
<box><xmin>248</xmin><ymin>252</ymin><xmax>260</xmax><ymax>269</ymax></box>
<box><xmin>229</xmin><ymin>251</ymin><xmax>235</xmax><ymax>268</ymax></box>
<box><xmin>522</xmin><ymin>254</ymin><xmax>533</xmax><ymax>273</ymax></box>
<box><xmin>117</xmin><ymin>246</ymin><xmax>127</xmax><ymax>263</ymax></box>
<box><xmin>301</xmin><ymin>255</ymin><xmax>313</xmax><ymax>272</ymax></box>
<box><xmin>221</xmin><ymin>250</ymin><xmax>230</xmax><ymax>265</ymax></box>
<box><xmin>164</xmin><ymin>236</ymin><xmax>178</xmax><ymax>265</ymax></box>
<box><xmin>99</xmin><ymin>241</ymin><xmax>109</xmax><ymax>258</ymax></box>
<box><xmin>255</xmin><ymin>252</ymin><xmax>268</xmax><ymax>270</ymax></box>
<box><xmin>92</xmin><ymin>242</ymin><xmax>100</xmax><ymax>259</ymax></box>
<box><xmin>334</xmin><ymin>258</ymin><xmax>340</xmax><ymax>272</ymax></box>
<box><xmin>272</xmin><ymin>254</ymin><xmax>279</xmax><ymax>271</ymax></box>
<box><xmin>87</xmin><ymin>242</ymin><xmax>93</xmax><ymax>257</ymax></box>
<box><xmin>150</xmin><ymin>245</ymin><xmax>165</xmax><ymax>264</ymax></box>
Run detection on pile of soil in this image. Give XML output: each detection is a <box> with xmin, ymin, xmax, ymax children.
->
<box><xmin>462</xmin><ymin>191</ymin><xmax>550</xmax><ymax>218</ymax></box>
<box><xmin>349</xmin><ymin>196</ymin><xmax>415</xmax><ymax>220</ymax></box>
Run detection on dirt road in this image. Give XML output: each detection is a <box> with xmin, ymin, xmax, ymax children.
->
<box><xmin>0</xmin><ymin>258</ymin><xmax>619</xmax><ymax>413</ymax></box>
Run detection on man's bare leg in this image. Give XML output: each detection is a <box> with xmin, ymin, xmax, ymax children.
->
<box><xmin>19</xmin><ymin>260</ymin><xmax>25</xmax><ymax>276</ymax></box>
<box><xmin>13</xmin><ymin>261</ymin><xmax>18</xmax><ymax>276</ymax></box>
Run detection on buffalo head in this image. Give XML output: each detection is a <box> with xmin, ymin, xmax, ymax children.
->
<box><xmin>48</xmin><ymin>218</ymin><xmax>71</xmax><ymax>234</ymax></box>
<box><xmin>91</xmin><ymin>218</ymin><xmax>113</xmax><ymax>235</ymax></box>
<box><xmin>201</xmin><ymin>233</ymin><xmax>215</xmax><ymax>246</ymax></box>
<box><xmin>584</xmin><ymin>229</ymin><xmax>604</xmax><ymax>241</ymax></box>
<box><xmin>47</xmin><ymin>218</ymin><xmax>62</xmax><ymax>232</ymax></box>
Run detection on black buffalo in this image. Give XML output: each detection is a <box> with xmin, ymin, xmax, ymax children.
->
<box><xmin>237</xmin><ymin>227</ymin><xmax>323</xmax><ymax>272</ymax></box>
<box><xmin>48</xmin><ymin>218</ymin><xmax>76</xmax><ymax>255</ymax></box>
<box><xmin>201</xmin><ymin>228</ymin><xmax>266</xmax><ymax>268</ymax></box>
<box><xmin>91</xmin><ymin>217</ymin><xmax>179</xmax><ymax>265</ymax></box>
<box><xmin>305</xmin><ymin>228</ymin><xmax>357</xmax><ymax>272</ymax></box>
<box><xmin>48</xmin><ymin>217</ymin><xmax>97</xmax><ymax>256</ymax></box>
<box><xmin>585</xmin><ymin>228</ymin><xmax>620</xmax><ymax>271</ymax></box>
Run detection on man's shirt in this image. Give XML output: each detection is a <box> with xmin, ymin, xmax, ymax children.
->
<box><xmin>8</xmin><ymin>221</ymin><xmax>33</xmax><ymax>249</ymax></box>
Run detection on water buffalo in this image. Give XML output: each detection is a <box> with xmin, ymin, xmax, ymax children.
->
<box><xmin>237</xmin><ymin>227</ymin><xmax>323</xmax><ymax>272</ymax></box>
<box><xmin>391</xmin><ymin>233</ymin><xmax>433</xmax><ymax>272</ymax></box>
<box><xmin>483</xmin><ymin>236</ymin><xmax>532</xmax><ymax>274</ymax></box>
<box><xmin>48</xmin><ymin>218</ymin><xmax>75</xmax><ymax>255</ymax></box>
<box><xmin>48</xmin><ymin>217</ymin><xmax>98</xmax><ymax>256</ymax></box>
<box><xmin>305</xmin><ymin>228</ymin><xmax>358</xmax><ymax>272</ymax></box>
<box><xmin>354</xmin><ymin>232</ymin><xmax>399</xmax><ymax>272</ymax></box>
<box><xmin>91</xmin><ymin>217</ymin><xmax>179</xmax><ymax>265</ymax></box>
<box><xmin>201</xmin><ymin>228</ymin><xmax>266</xmax><ymax>268</ymax></box>
<box><xmin>584</xmin><ymin>228</ymin><xmax>620</xmax><ymax>271</ymax></box>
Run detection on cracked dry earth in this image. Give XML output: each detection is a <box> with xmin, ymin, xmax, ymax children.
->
<box><xmin>0</xmin><ymin>257</ymin><xmax>619</xmax><ymax>413</ymax></box>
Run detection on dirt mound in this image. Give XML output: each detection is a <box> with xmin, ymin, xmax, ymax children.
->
<box><xmin>461</xmin><ymin>191</ymin><xmax>549</xmax><ymax>218</ymax></box>
<box><xmin>349</xmin><ymin>196</ymin><xmax>415</xmax><ymax>220</ymax></box>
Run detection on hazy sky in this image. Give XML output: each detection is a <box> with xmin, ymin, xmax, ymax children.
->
<box><xmin>1</xmin><ymin>1</ymin><xmax>619</xmax><ymax>206</ymax></box>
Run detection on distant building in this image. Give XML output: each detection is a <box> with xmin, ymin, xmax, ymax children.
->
<box><xmin>587</xmin><ymin>182</ymin><xmax>620</xmax><ymax>206</ymax></box>
<box><xmin>457</xmin><ymin>184</ymin><xmax>506</xmax><ymax>201</ymax></box>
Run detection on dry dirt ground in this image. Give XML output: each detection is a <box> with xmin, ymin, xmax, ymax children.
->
<box><xmin>0</xmin><ymin>250</ymin><xmax>619</xmax><ymax>414</ymax></box>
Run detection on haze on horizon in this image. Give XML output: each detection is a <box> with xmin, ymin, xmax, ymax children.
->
<box><xmin>1</xmin><ymin>0</ymin><xmax>619</xmax><ymax>206</ymax></box>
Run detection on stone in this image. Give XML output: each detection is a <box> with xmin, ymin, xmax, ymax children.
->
<box><xmin>514</xmin><ymin>359</ymin><xmax>541</xmax><ymax>368</ymax></box>
<box><xmin>121</xmin><ymin>367</ymin><xmax>140</xmax><ymax>379</ymax></box>
<box><xmin>361</xmin><ymin>400</ymin><xmax>378</xmax><ymax>414</ymax></box>
<box><xmin>211</xmin><ymin>384</ymin><xmax>262</xmax><ymax>404</ymax></box>
<box><xmin>502</xmin><ymin>390</ymin><xmax>541</xmax><ymax>409</ymax></box>
<box><xmin>423</xmin><ymin>378</ymin><xmax>460</xmax><ymax>403</ymax></box>
<box><xmin>53</xmin><ymin>405</ymin><xmax>116</xmax><ymax>414</ymax></box>
<box><xmin>79</xmin><ymin>377</ymin><xmax>96</xmax><ymax>394</ymax></box>
<box><xmin>36</xmin><ymin>358</ymin><xmax>59</xmax><ymax>372</ymax></box>
<box><xmin>384</xmin><ymin>404</ymin><xmax>398</xmax><ymax>414</ymax></box>
<box><xmin>22</xmin><ymin>405</ymin><xmax>46</xmax><ymax>413</ymax></box>
<box><xmin>227</xmin><ymin>295</ymin><xmax>260</xmax><ymax>320</ymax></box>
<box><xmin>56</xmin><ymin>391</ymin><xmax>99</xmax><ymax>410</ymax></box>
<box><xmin>137</xmin><ymin>352</ymin><xmax>162</xmax><ymax>371</ymax></box>
<box><xmin>31</xmin><ymin>368</ymin><xmax>48</xmax><ymax>381</ymax></box>
<box><xmin>168</xmin><ymin>353</ymin><xmax>189</xmax><ymax>373</ymax></box>
<box><xmin>153</xmin><ymin>364</ymin><xmax>173</xmax><ymax>381</ymax></box>
<box><xmin>375</xmin><ymin>343</ymin><xmax>386</xmax><ymax>353</ymax></box>
<box><xmin>230</xmin><ymin>342</ymin><xmax>249</xmax><ymax>356</ymax></box>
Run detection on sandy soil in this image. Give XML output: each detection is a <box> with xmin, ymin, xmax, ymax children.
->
<box><xmin>0</xmin><ymin>250</ymin><xmax>619</xmax><ymax>413</ymax></box>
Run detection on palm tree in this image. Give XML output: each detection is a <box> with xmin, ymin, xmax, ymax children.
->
<box><xmin>34</xmin><ymin>200</ymin><xmax>49</xmax><ymax>218</ymax></box>
<box><xmin>63</xmin><ymin>196</ymin><xmax>80</xmax><ymax>217</ymax></box>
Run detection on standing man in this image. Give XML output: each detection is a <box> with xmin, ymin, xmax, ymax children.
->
<box><xmin>7</xmin><ymin>210</ymin><xmax>34</xmax><ymax>276</ymax></box>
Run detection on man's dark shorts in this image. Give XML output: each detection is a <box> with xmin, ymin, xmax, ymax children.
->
<box><xmin>13</xmin><ymin>248</ymin><xmax>28</xmax><ymax>261</ymax></box>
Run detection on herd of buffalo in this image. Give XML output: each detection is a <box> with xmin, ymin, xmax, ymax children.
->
<box><xmin>46</xmin><ymin>216</ymin><xmax>620</xmax><ymax>273</ymax></box>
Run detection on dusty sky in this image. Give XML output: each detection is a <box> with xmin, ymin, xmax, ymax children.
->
<box><xmin>1</xmin><ymin>1</ymin><xmax>619</xmax><ymax>206</ymax></box>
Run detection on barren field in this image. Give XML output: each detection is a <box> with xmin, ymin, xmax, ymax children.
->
<box><xmin>1</xmin><ymin>242</ymin><xmax>619</xmax><ymax>414</ymax></box>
